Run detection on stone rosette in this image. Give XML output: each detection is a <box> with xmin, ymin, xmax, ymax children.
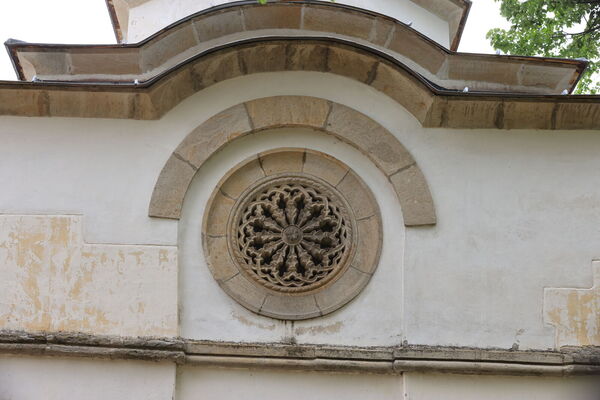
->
<box><xmin>202</xmin><ymin>148</ymin><xmax>382</xmax><ymax>320</ymax></box>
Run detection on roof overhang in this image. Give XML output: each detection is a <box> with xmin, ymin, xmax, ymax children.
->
<box><xmin>0</xmin><ymin>37</ymin><xmax>598</xmax><ymax>129</ymax></box>
<box><xmin>105</xmin><ymin>0</ymin><xmax>471</xmax><ymax>51</ymax></box>
<box><xmin>5</xmin><ymin>1</ymin><xmax>586</xmax><ymax>95</ymax></box>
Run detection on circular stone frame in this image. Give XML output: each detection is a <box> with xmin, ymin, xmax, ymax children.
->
<box><xmin>203</xmin><ymin>148</ymin><xmax>382</xmax><ymax>320</ymax></box>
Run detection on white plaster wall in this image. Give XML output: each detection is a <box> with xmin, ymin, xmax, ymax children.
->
<box><xmin>0</xmin><ymin>71</ymin><xmax>599</xmax><ymax>350</ymax></box>
<box><xmin>178</xmin><ymin>128</ymin><xmax>405</xmax><ymax>345</ymax></box>
<box><xmin>0</xmin><ymin>357</ymin><xmax>175</xmax><ymax>400</ymax></box>
<box><xmin>403</xmin><ymin>373</ymin><xmax>600</xmax><ymax>400</ymax></box>
<box><xmin>127</xmin><ymin>0</ymin><xmax>449</xmax><ymax>47</ymax></box>
<box><xmin>176</xmin><ymin>366</ymin><xmax>404</xmax><ymax>399</ymax></box>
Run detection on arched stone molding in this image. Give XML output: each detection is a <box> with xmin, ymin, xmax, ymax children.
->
<box><xmin>149</xmin><ymin>96</ymin><xmax>436</xmax><ymax>227</ymax></box>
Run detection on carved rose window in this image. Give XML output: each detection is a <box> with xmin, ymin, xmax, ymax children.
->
<box><xmin>230</xmin><ymin>176</ymin><xmax>353</xmax><ymax>293</ymax></box>
<box><xmin>203</xmin><ymin>149</ymin><xmax>382</xmax><ymax>320</ymax></box>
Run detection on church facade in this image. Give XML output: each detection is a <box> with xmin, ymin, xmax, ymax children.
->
<box><xmin>0</xmin><ymin>1</ymin><xmax>599</xmax><ymax>398</ymax></box>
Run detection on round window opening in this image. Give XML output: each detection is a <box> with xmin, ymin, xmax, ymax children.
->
<box><xmin>203</xmin><ymin>149</ymin><xmax>382</xmax><ymax>320</ymax></box>
<box><xmin>229</xmin><ymin>174</ymin><xmax>356</xmax><ymax>294</ymax></box>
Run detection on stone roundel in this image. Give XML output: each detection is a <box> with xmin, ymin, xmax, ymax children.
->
<box><xmin>203</xmin><ymin>149</ymin><xmax>382</xmax><ymax>320</ymax></box>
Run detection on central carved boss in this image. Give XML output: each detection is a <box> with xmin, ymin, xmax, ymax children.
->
<box><xmin>229</xmin><ymin>175</ymin><xmax>354</xmax><ymax>294</ymax></box>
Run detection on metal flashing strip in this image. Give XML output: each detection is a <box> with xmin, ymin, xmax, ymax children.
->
<box><xmin>1</xmin><ymin>331</ymin><xmax>598</xmax><ymax>376</ymax></box>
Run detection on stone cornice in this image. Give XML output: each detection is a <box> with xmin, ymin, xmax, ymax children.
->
<box><xmin>1</xmin><ymin>330</ymin><xmax>599</xmax><ymax>376</ymax></box>
<box><xmin>103</xmin><ymin>0</ymin><xmax>471</xmax><ymax>50</ymax></box>
<box><xmin>0</xmin><ymin>37</ymin><xmax>599</xmax><ymax>130</ymax></box>
<box><xmin>6</xmin><ymin>1</ymin><xmax>583</xmax><ymax>95</ymax></box>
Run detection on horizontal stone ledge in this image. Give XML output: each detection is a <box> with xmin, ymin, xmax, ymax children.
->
<box><xmin>0</xmin><ymin>342</ymin><xmax>185</xmax><ymax>363</ymax></box>
<box><xmin>1</xmin><ymin>330</ymin><xmax>598</xmax><ymax>376</ymax></box>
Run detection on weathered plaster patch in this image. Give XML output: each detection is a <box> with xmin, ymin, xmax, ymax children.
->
<box><xmin>0</xmin><ymin>215</ymin><xmax>177</xmax><ymax>337</ymax></box>
<box><xmin>544</xmin><ymin>261</ymin><xmax>600</xmax><ymax>347</ymax></box>
<box><xmin>294</xmin><ymin>321</ymin><xmax>344</xmax><ymax>336</ymax></box>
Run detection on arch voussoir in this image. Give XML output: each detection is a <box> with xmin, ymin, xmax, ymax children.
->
<box><xmin>149</xmin><ymin>96</ymin><xmax>436</xmax><ymax>226</ymax></box>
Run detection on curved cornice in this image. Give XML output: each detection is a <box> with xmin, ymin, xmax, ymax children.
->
<box><xmin>104</xmin><ymin>0</ymin><xmax>471</xmax><ymax>50</ymax></box>
<box><xmin>149</xmin><ymin>96</ymin><xmax>437</xmax><ymax>227</ymax></box>
<box><xmin>0</xmin><ymin>37</ymin><xmax>599</xmax><ymax>130</ymax></box>
<box><xmin>6</xmin><ymin>1</ymin><xmax>584</xmax><ymax>95</ymax></box>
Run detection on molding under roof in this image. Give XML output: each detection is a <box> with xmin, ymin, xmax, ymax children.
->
<box><xmin>105</xmin><ymin>0</ymin><xmax>471</xmax><ymax>51</ymax></box>
<box><xmin>5</xmin><ymin>1</ymin><xmax>586</xmax><ymax>96</ymax></box>
<box><xmin>0</xmin><ymin>37</ymin><xmax>598</xmax><ymax>129</ymax></box>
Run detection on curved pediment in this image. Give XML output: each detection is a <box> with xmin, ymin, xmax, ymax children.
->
<box><xmin>7</xmin><ymin>1</ymin><xmax>583</xmax><ymax>95</ymax></box>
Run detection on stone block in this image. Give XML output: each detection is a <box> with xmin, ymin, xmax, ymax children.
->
<box><xmin>149</xmin><ymin>154</ymin><xmax>197</xmax><ymax>219</ymax></box>
<box><xmin>243</xmin><ymin>3</ymin><xmax>302</xmax><ymax>30</ymax></box>
<box><xmin>353</xmin><ymin>216</ymin><xmax>382</xmax><ymax>275</ymax></box>
<box><xmin>315</xmin><ymin>267</ymin><xmax>371</xmax><ymax>316</ymax></box>
<box><xmin>554</xmin><ymin>103</ymin><xmax>600</xmax><ymax>130</ymax></box>
<box><xmin>203</xmin><ymin>190</ymin><xmax>235</xmax><ymax>237</ymax></box>
<box><xmin>246</xmin><ymin>96</ymin><xmax>330</xmax><ymax>130</ymax></box>
<box><xmin>203</xmin><ymin>235</ymin><xmax>237</xmax><ymax>282</ymax></box>
<box><xmin>370</xmin><ymin>19</ymin><xmax>396</xmax><ymax>47</ymax></box>
<box><xmin>176</xmin><ymin>103</ymin><xmax>252</xmax><ymax>168</ymax></box>
<box><xmin>47</xmin><ymin>90</ymin><xmax>136</xmax><ymax>119</ymax></box>
<box><xmin>370</xmin><ymin>62</ymin><xmax>434</xmax><ymax>124</ymax></box>
<box><xmin>503</xmin><ymin>101</ymin><xmax>555</xmax><ymax>130</ymax></box>
<box><xmin>238</xmin><ymin>43</ymin><xmax>286</xmax><ymax>74</ymax></box>
<box><xmin>259</xmin><ymin>150</ymin><xmax>304</xmax><ymax>176</ymax></box>
<box><xmin>191</xmin><ymin>50</ymin><xmax>244</xmax><ymax>91</ymax></box>
<box><xmin>303</xmin><ymin>6</ymin><xmax>373</xmax><ymax>41</ymax></box>
<box><xmin>336</xmin><ymin>172</ymin><xmax>377</xmax><ymax>219</ymax></box>
<box><xmin>20</xmin><ymin>51</ymin><xmax>70</xmax><ymax>76</ymax></box>
<box><xmin>386</xmin><ymin>27</ymin><xmax>446</xmax><ymax>74</ymax></box>
<box><xmin>303</xmin><ymin>150</ymin><xmax>348</xmax><ymax>186</ymax></box>
<box><xmin>70</xmin><ymin>48</ymin><xmax>141</xmax><ymax>76</ymax></box>
<box><xmin>193</xmin><ymin>9</ymin><xmax>245</xmax><ymax>42</ymax></box>
<box><xmin>220</xmin><ymin>157</ymin><xmax>265</xmax><ymax>199</ymax></box>
<box><xmin>445</xmin><ymin>56</ymin><xmax>520</xmax><ymax>86</ymax></box>
<box><xmin>389</xmin><ymin>165</ymin><xmax>436</xmax><ymax>226</ymax></box>
<box><xmin>327</xmin><ymin>45</ymin><xmax>377</xmax><ymax>84</ymax></box>
<box><xmin>221</xmin><ymin>274</ymin><xmax>267</xmax><ymax>314</ymax></box>
<box><xmin>326</xmin><ymin>102</ymin><xmax>414</xmax><ymax>175</ymax></box>
<box><xmin>141</xmin><ymin>24</ymin><xmax>198</xmax><ymax>72</ymax></box>
<box><xmin>149</xmin><ymin>67</ymin><xmax>196</xmax><ymax>117</ymax></box>
<box><xmin>443</xmin><ymin>98</ymin><xmax>502</xmax><ymax>129</ymax></box>
<box><xmin>286</xmin><ymin>43</ymin><xmax>329</xmax><ymax>72</ymax></box>
<box><xmin>0</xmin><ymin>89</ymin><xmax>48</xmax><ymax>117</ymax></box>
<box><xmin>260</xmin><ymin>294</ymin><xmax>321</xmax><ymax>320</ymax></box>
<box><xmin>520</xmin><ymin>63</ymin><xmax>575</xmax><ymax>93</ymax></box>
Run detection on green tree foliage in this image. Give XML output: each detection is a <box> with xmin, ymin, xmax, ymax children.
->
<box><xmin>487</xmin><ymin>0</ymin><xmax>600</xmax><ymax>94</ymax></box>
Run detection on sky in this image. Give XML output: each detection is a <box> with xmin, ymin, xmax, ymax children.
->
<box><xmin>0</xmin><ymin>0</ymin><xmax>510</xmax><ymax>81</ymax></box>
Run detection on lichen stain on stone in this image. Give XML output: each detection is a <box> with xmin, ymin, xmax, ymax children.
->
<box><xmin>231</xmin><ymin>312</ymin><xmax>277</xmax><ymax>331</ymax></box>
<box><xmin>294</xmin><ymin>321</ymin><xmax>344</xmax><ymax>335</ymax></box>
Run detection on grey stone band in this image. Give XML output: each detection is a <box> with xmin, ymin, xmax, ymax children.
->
<box><xmin>1</xmin><ymin>330</ymin><xmax>598</xmax><ymax>377</ymax></box>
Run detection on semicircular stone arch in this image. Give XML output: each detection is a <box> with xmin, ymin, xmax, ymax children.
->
<box><xmin>149</xmin><ymin>95</ymin><xmax>436</xmax><ymax>227</ymax></box>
